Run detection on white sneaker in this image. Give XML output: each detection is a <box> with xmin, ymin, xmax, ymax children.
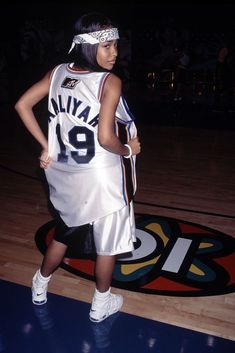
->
<box><xmin>32</xmin><ymin>270</ymin><xmax>51</xmax><ymax>305</ymax></box>
<box><xmin>89</xmin><ymin>288</ymin><xmax>123</xmax><ymax>323</ymax></box>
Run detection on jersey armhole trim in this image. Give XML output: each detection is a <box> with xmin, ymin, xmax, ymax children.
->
<box><xmin>98</xmin><ymin>72</ymin><xmax>111</xmax><ymax>102</ymax></box>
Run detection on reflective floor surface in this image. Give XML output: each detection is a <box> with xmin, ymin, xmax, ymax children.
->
<box><xmin>1</xmin><ymin>279</ymin><xmax>234</xmax><ymax>353</ymax></box>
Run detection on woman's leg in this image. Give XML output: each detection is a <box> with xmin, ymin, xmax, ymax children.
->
<box><xmin>89</xmin><ymin>255</ymin><xmax>123</xmax><ymax>322</ymax></box>
<box><xmin>94</xmin><ymin>255</ymin><xmax>116</xmax><ymax>292</ymax></box>
<box><xmin>40</xmin><ymin>239</ymin><xmax>68</xmax><ymax>276</ymax></box>
<box><xmin>32</xmin><ymin>239</ymin><xmax>67</xmax><ymax>305</ymax></box>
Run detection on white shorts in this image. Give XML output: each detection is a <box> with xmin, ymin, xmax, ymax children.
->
<box><xmin>92</xmin><ymin>201</ymin><xmax>136</xmax><ymax>255</ymax></box>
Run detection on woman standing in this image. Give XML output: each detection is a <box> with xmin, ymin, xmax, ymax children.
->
<box><xmin>15</xmin><ymin>12</ymin><xmax>141</xmax><ymax>323</ymax></box>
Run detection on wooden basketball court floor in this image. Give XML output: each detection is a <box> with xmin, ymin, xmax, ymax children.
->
<box><xmin>0</xmin><ymin>105</ymin><xmax>235</xmax><ymax>352</ymax></box>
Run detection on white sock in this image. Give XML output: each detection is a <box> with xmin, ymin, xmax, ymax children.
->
<box><xmin>94</xmin><ymin>287</ymin><xmax>111</xmax><ymax>298</ymax></box>
<box><xmin>38</xmin><ymin>269</ymin><xmax>51</xmax><ymax>282</ymax></box>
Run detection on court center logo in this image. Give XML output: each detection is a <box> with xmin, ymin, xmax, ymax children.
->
<box><xmin>35</xmin><ymin>214</ymin><xmax>235</xmax><ymax>296</ymax></box>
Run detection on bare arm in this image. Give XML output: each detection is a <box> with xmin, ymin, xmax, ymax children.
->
<box><xmin>15</xmin><ymin>71</ymin><xmax>51</xmax><ymax>151</ymax></box>
<box><xmin>98</xmin><ymin>74</ymin><xmax>140</xmax><ymax>157</ymax></box>
<box><xmin>15</xmin><ymin>71</ymin><xmax>52</xmax><ymax>168</ymax></box>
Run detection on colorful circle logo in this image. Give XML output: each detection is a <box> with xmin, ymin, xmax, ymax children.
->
<box><xmin>35</xmin><ymin>214</ymin><xmax>235</xmax><ymax>296</ymax></box>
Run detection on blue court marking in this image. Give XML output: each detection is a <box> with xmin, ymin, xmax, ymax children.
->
<box><xmin>0</xmin><ymin>279</ymin><xmax>234</xmax><ymax>353</ymax></box>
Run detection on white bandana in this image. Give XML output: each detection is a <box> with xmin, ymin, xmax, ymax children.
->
<box><xmin>68</xmin><ymin>27</ymin><xmax>119</xmax><ymax>53</ymax></box>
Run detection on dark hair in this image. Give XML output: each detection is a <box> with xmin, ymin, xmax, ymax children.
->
<box><xmin>70</xmin><ymin>12</ymin><xmax>116</xmax><ymax>72</ymax></box>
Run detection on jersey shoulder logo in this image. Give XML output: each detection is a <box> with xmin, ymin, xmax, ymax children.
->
<box><xmin>61</xmin><ymin>77</ymin><xmax>80</xmax><ymax>89</ymax></box>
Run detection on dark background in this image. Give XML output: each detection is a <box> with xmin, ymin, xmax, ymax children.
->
<box><xmin>0</xmin><ymin>1</ymin><xmax>235</xmax><ymax>131</ymax></box>
<box><xmin>1</xmin><ymin>1</ymin><xmax>234</xmax><ymax>30</ymax></box>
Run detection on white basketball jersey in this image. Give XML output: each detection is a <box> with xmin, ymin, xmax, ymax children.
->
<box><xmin>45</xmin><ymin>63</ymin><xmax>137</xmax><ymax>227</ymax></box>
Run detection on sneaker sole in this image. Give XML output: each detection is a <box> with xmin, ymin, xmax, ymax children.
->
<box><xmin>89</xmin><ymin>297</ymin><xmax>123</xmax><ymax>323</ymax></box>
<box><xmin>32</xmin><ymin>298</ymin><xmax>47</xmax><ymax>305</ymax></box>
<box><xmin>89</xmin><ymin>307</ymin><xmax>119</xmax><ymax>323</ymax></box>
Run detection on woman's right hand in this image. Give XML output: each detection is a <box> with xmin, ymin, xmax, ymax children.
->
<box><xmin>128</xmin><ymin>137</ymin><xmax>141</xmax><ymax>156</ymax></box>
<box><xmin>39</xmin><ymin>149</ymin><xmax>51</xmax><ymax>169</ymax></box>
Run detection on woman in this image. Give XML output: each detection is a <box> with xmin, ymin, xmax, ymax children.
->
<box><xmin>15</xmin><ymin>12</ymin><xmax>141</xmax><ymax>323</ymax></box>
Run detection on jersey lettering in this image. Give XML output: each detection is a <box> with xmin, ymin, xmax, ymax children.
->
<box><xmin>56</xmin><ymin>124</ymin><xmax>69</xmax><ymax>163</ymax></box>
<box><xmin>56</xmin><ymin>123</ymin><xmax>95</xmax><ymax>164</ymax></box>
<box><xmin>48</xmin><ymin>95</ymin><xmax>97</xmax><ymax>127</ymax></box>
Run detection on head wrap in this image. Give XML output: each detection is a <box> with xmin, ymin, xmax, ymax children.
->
<box><xmin>68</xmin><ymin>27</ymin><xmax>119</xmax><ymax>53</ymax></box>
